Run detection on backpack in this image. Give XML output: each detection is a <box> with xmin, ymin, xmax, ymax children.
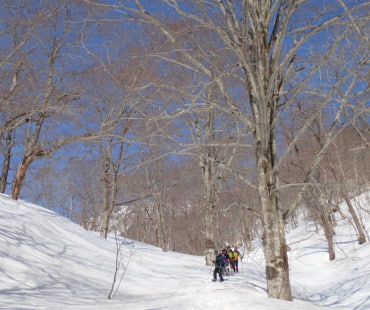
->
<box><xmin>222</xmin><ymin>253</ymin><xmax>229</xmax><ymax>266</ymax></box>
<box><xmin>216</xmin><ymin>254</ymin><xmax>225</xmax><ymax>267</ymax></box>
<box><xmin>233</xmin><ymin>251</ymin><xmax>239</xmax><ymax>260</ymax></box>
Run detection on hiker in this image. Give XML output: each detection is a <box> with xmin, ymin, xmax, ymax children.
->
<box><xmin>221</xmin><ymin>249</ymin><xmax>231</xmax><ymax>276</ymax></box>
<box><xmin>212</xmin><ymin>250</ymin><xmax>225</xmax><ymax>282</ymax></box>
<box><xmin>226</xmin><ymin>246</ymin><xmax>235</xmax><ymax>272</ymax></box>
<box><xmin>233</xmin><ymin>246</ymin><xmax>242</xmax><ymax>272</ymax></box>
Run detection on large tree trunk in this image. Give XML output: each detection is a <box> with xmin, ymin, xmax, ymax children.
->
<box><xmin>257</xmin><ymin>157</ymin><xmax>292</xmax><ymax>300</ymax></box>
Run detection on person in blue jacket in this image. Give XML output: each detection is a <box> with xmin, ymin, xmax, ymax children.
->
<box><xmin>212</xmin><ymin>250</ymin><xmax>225</xmax><ymax>282</ymax></box>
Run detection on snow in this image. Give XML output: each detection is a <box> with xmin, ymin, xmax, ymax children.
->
<box><xmin>1</xmin><ymin>192</ymin><xmax>370</xmax><ymax>309</ymax></box>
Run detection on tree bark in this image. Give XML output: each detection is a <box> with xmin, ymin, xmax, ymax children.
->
<box><xmin>203</xmin><ymin>159</ymin><xmax>216</xmax><ymax>266</ymax></box>
<box><xmin>99</xmin><ymin>139</ymin><xmax>120</xmax><ymax>239</ymax></box>
<box><xmin>257</xmin><ymin>146</ymin><xmax>292</xmax><ymax>300</ymax></box>
<box><xmin>343</xmin><ymin>192</ymin><xmax>366</xmax><ymax>244</ymax></box>
<box><xmin>11</xmin><ymin>153</ymin><xmax>36</xmax><ymax>200</ymax></box>
<box><xmin>0</xmin><ymin>131</ymin><xmax>13</xmax><ymax>193</ymax></box>
<box><xmin>156</xmin><ymin>200</ymin><xmax>169</xmax><ymax>251</ymax></box>
<box><xmin>318</xmin><ymin>199</ymin><xmax>336</xmax><ymax>261</ymax></box>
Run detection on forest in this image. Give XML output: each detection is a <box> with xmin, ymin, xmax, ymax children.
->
<box><xmin>0</xmin><ymin>0</ymin><xmax>369</xmax><ymax>300</ymax></box>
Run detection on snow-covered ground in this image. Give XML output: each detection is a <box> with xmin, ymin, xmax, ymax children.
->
<box><xmin>0</xmin><ymin>192</ymin><xmax>370</xmax><ymax>309</ymax></box>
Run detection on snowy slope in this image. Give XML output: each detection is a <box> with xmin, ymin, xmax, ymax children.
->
<box><xmin>0</xmin><ymin>192</ymin><xmax>370</xmax><ymax>309</ymax></box>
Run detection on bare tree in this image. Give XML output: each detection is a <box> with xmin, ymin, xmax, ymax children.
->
<box><xmin>185</xmin><ymin>92</ymin><xmax>239</xmax><ymax>265</ymax></box>
<box><xmin>0</xmin><ymin>1</ymin><xmax>46</xmax><ymax>192</ymax></box>
<box><xmin>0</xmin><ymin>1</ymin><xmax>103</xmax><ymax>200</ymax></box>
<box><xmin>328</xmin><ymin>138</ymin><xmax>367</xmax><ymax>245</ymax></box>
<box><xmin>108</xmin><ymin>233</ymin><xmax>130</xmax><ymax>299</ymax></box>
<box><xmin>83</xmin><ymin>60</ymin><xmax>147</xmax><ymax>239</ymax></box>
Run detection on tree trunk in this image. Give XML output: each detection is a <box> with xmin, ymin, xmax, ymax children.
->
<box><xmin>343</xmin><ymin>192</ymin><xmax>366</xmax><ymax>244</ymax></box>
<box><xmin>156</xmin><ymin>201</ymin><xmax>170</xmax><ymax>251</ymax></box>
<box><xmin>258</xmin><ymin>158</ymin><xmax>292</xmax><ymax>300</ymax></box>
<box><xmin>0</xmin><ymin>130</ymin><xmax>13</xmax><ymax>193</ymax></box>
<box><xmin>204</xmin><ymin>207</ymin><xmax>216</xmax><ymax>266</ymax></box>
<box><xmin>100</xmin><ymin>189</ymin><xmax>112</xmax><ymax>239</ymax></box>
<box><xmin>99</xmin><ymin>146</ymin><xmax>119</xmax><ymax>239</ymax></box>
<box><xmin>241</xmin><ymin>206</ymin><xmax>253</xmax><ymax>252</ymax></box>
<box><xmin>11</xmin><ymin>153</ymin><xmax>35</xmax><ymax>200</ymax></box>
<box><xmin>100</xmin><ymin>153</ymin><xmax>111</xmax><ymax>239</ymax></box>
<box><xmin>203</xmin><ymin>157</ymin><xmax>217</xmax><ymax>266</ymax></box>
<box><xmin>193</xmin><ymin>100</ymin><xmax>222</xmax><ymax>266</ymax></box>
<box><xmin>317</xmin><ymin>201</ymin><xmax>336</xmax><ymax>261</ymax></box>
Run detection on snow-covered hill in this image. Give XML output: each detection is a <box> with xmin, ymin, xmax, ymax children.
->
<box><xmin>0</xmin><ymin>192</ymin><xmax>369</xmax><ymax>309</ymax></box>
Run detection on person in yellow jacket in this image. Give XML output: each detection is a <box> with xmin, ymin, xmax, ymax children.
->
<box><xmin>226</xmin><ymin>246</ymin><xmax>235</xmax><ymax>272</ymax></box>
<box><xmin>232</xmin><ymin>246</ymin><xmax>242</xmax><ymax>272</ymax></box>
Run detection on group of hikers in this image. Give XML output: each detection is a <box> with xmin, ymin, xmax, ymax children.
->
<box><xmin>212</xmin><ymin>245</ymin><xmax>242</xmax><ymax>282</ymax></box>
